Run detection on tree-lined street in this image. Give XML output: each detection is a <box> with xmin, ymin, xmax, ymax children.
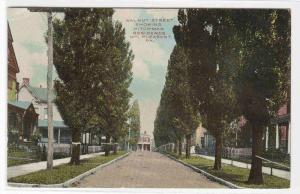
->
<box><xmin>7</xmin><ymin>8</ymin><xmax>290</xmax><ymax>189</ymax></box>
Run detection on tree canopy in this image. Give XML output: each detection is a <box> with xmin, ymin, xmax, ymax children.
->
<box><xmin>53</xmin><ymin>8</ymin><xmax>133</xmax><ymax>161</ymax></box>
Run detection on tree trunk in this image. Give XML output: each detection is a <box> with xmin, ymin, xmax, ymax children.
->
<box><xmin>248</xmin><ymin>123</ymin><xmax>264</xmax><ymax>184</ymax></box>
<box><xmin>105</xmin><ymin>135</ymin><xmax>110</xmax><ymax>156</ymax></box>
<box><xmin>185</xmin><ymin>134</ymin><xmax>191</xmax><ymax>159</ymax></box>
<box><xmin>174</xmin><ymin>140</ymin><xmax>178</xmax><ymax>154</ymax></box>
<box><xmin>99</xmin><ymin>132</ymin><xmax>102</xmax><ymax>146</ymax></box>
<box><xmin>70</xmin><ymin>128</ymin><xmax>80</xmax><ymax>165</ymax></box>
<box><xmin>113</xmin><ymin>138</ymin><xmax>117</xmax><ymax>154</ymax></box>
<box><xmin>213</xmin><ymin>132</ymin><xmax>222</xmax><ymax>170</ymax></box>
<box><xmin>178</xmin><ymin>139</ymin><xmax>182</xmax><ymax>156</ymax></box>
<box><xmin>113</xmin><ymin>144</ymin><xmax>117</xmax><ymax>154</ymax></box>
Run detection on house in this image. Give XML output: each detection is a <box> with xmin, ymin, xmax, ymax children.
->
<box><xmin>7</xmin><ymin>23</ymin><xmax>38</xmax><ymax>143</ymax></box>
<box><xmin>137</xmin><ymin>131</ymin><xmax>151</xmax><ymax>151</ymax></box>
<box><xmin>8</xmin><ymin>101</ymin><xmax>39</xmax><ymax>143</ymax></box>
<box><xmin>231</xmin><ymin>106</ymin><xmax>290</xmax><ymax>155</ymax></box>
<box><xmin>191</xmin><ymin>123</ymin><xmax>214</xmax><ymax>149</ymax></box>
<box><xmin>266</xmin><ymin>103</ymin><xmax>291</xmax><ymax>154</ymax></box>
<box><xmin>7</xmin><ymin>23</ymin><xmax>19</xmax><ymax>102</ymax></box>
<box><xmin>18</xmin><ymin>78</ymin><xmax>71</xmax><ymax>144</ymax></box>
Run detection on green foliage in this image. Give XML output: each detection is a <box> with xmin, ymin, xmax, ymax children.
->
<box><xmin>128</xmin><ymin>100</ymin><xmax>141</xmax><ymax>145</ymax></box>
<box><xmin>180</xmin><ymin>155</ymin><xmax>289</xmax><ymax>188</ymax></box>
<box><xmin>170</xmin><ymin>8</ymin><xmax>290</xmax><ymax>180</ymax></box>
<box><xmin>154</xmin><ymin>45</ymin><xmax>200</xmax><ymax>147</ymax></box>
<box><xmin>174</xmin><ymin>9</ymin><xmax>239</xmax><ymax>137</ymax></box>
<box><xmin>232</xmin><ymin>9</ymin><xmax>290</xmax><ymax>126</ymax></box>
<box><xmin>53</xmin><ymin>8</ymin><xmax>133</xmax><ymax>147</ymax></box>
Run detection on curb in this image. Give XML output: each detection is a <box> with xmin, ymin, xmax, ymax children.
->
<box><xmin>8</xmin><ymin>152</ymin><xmax>130</xmax><ymax>188</ymax></box>
<box><xmin>162</xmin><ymin>152</ymin><xmax>245</xmax><ymax>189</ymax></box>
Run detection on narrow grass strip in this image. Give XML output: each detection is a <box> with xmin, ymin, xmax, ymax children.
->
<box><xmin>8</xmin><ymin>151</ymin><xmax>126</xmax><ymax>184</ymax></box>
<box><xmin>166</xmin><ymin>152</ymin><xmax>289</xmax><ymax>189</ymax></box>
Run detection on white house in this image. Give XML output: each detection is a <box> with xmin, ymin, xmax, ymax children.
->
<box><xmin>137</xmin><ymin>131</ymin><xmax>151</xmax><ymax>151</ymax></box>
<box><xmin>18</xmin><ymin>78</ymin><xmax>71</xmax><ymax>144</ymax></box>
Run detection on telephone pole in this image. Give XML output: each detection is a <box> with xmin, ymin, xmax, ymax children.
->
<box><xmin>46</xmin><ymin>11</ymin><xmax>54</xmax><ymax>169</ymax></box>
<box><xmin>28</xmin><ymin>8</ymin><xmax>64</xmax><ymax>169</ymax></box>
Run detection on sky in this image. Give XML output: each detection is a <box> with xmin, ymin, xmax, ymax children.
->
<box><xmin>7</xmin><ymin>8</ymin><xmax>179</xmax><ymax>138</ymax></box>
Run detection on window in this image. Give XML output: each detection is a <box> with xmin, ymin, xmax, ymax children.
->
<box><xmin>44</xmin><ymin>108</ymin><xmax>48</xmax><ymax>120</ymax></box>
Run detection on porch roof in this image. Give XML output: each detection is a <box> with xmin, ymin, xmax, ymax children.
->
<box><xmin>271</xmin><ymin>114</ymin><xmax>290</xmax><ymax>124</ymax></box>
<box><xmin>8</xmin><ymin>101</ymin><xmax>31</xmax><ymax>110</ymax></box>
<box><xmin>38</xmin><ymin>119</ymin><xmax>69</xmax><ymax>129</ymax></box>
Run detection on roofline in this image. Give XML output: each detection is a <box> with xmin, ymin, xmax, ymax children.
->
<box><xmin>19</xmin><ymin>84</ymin><xmax>46</xmax><ymax>103</ymax></box>
<box><xmin>8</xmin><ymin>23</ymin><xmax>20</xmax><ymax>73</ymax></box>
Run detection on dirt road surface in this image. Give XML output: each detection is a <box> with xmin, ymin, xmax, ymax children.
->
<box><xmin>75</xmin><ymin>151</ymin><xmax>227</xmax><ymax>188</ymax></box>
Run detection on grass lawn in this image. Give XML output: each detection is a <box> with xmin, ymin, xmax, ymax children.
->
<box><xmin>9</xmin><ymin>151</ymin><xmax>126</xmax><ymax>184</ymax></box>
<box><xmin>166</xmin><ymin>152</ymin><xmax>290</xmax><ymax>189</ymax></box>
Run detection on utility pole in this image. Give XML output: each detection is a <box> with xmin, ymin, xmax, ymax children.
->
<box><xmin>28</xmin><ymin>8</ymin><xmax>64</xmax><ymax>169</ymax></box>
<box><xmin>46</xmin><ymin>11</ymin><xmax>54</xmax><ymax>169</ymax></box>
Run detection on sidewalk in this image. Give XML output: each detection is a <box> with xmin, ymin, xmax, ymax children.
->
<box><xmin>7</xmin><ymin>152</ymin><xmax>105</xmax><ymax>179</ymax></box>
<box><xmin>193</xmin><ymin>154</ymin><xmax>290</xmax><ymax>180</ymax></box>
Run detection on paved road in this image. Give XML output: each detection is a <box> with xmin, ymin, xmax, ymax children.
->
<box><xmin>75</xmin><ymin>151</ymin><xmax>226</xmax><ymax>188</ymax></box>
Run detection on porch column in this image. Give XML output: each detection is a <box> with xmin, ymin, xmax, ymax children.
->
<box><xmin>265</xmin><ymin>127</ymin><xmax>269</xmax><ymax>150</ymax></box>
<box><xmin>58</xmin><ymin>128</ymin><xmax>61</xmax><ymax>144</ymax></box>
<box><xmin>275</xmin><ymin>124</ymin><xmax>279</xmax><ymax>149</ymax></box>
<box><xmin>288</xmin><ymin>122</ymin><xmax>291</xmax><ymax>154</ymax></box>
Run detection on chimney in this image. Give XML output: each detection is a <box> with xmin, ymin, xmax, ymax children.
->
<box><xmin>23</xmin><ymin>78</ymin><xmax>30</xmax><ymax>86</ymax></box>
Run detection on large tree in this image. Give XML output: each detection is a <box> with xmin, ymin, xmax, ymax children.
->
<box><xmin>87</xmin><ymin>10</ymin><xmax>133</xmax><ymax>156</ymax></box>
<box><xmin>53</xmin><ymin>8</ymin><xmax>112</xmax><ymax>164</ymax></box>
<box><xmin>53</xmin><ymin>8</ymin><xmax>133</xmax><ymax>162</ymax></box>
<box><xmin>154</xmin><ymin>45</ymin><xmax>200</xmax><ymax>158</ymax></box>
<box><xmin>232</xmin><ymin>9</ymin><xmax>290</xmax><ymax>184</ymax></box>
<box><xmin>173</xmin><ymin>9</ymin><xmax>239</xmax><ymax>169</ymax></box>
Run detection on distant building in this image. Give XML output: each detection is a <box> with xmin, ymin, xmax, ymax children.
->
<box><xmin>18</xmin><ymin>78</ymin><xmax>71</xmax><ymax>144</ymax></box>
<box><xmin>137</xmin><ymin>131</ymin><xmax>151</xmax><ymax>151</ymax></box>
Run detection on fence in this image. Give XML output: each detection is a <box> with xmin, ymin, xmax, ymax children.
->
<box><xmin>223</xmin><ymin>147</ymin><xmax>252</xmax><ymax>159</ymax></box>
<box><xmin>39</xmin><ymin>143</ymin><xmax>104</xmax><ymax>156</ymax></box>
<box><xmin>256</xmin><ymin>155</ymin><xmax>290</xmax><ymax>175</ymax></box>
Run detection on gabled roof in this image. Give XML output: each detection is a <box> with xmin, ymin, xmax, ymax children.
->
<box><xmin>8</xmin><ymin>23</ymin><xmax>20</xmax><ymax>73</ymax></box>
<box><xmin>8</xmin><ymin>101</ymin><xmax>32</xmax><ymax>110</ymax></box>
<box><xmin>27</xmin><ymin>85</ymin><xmax>48</xmax><ymax>102</ymax></box>
<box><xmin>38</xmin><ymin>119</ymin><xmax>68</xmax><ymax>129</ymax></box>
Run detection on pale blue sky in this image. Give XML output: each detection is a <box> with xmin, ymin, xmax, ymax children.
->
<box><xmin>8</xmin><ymin>8</ymin><xmax>179</xmax><ymax>137</ymax></box>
